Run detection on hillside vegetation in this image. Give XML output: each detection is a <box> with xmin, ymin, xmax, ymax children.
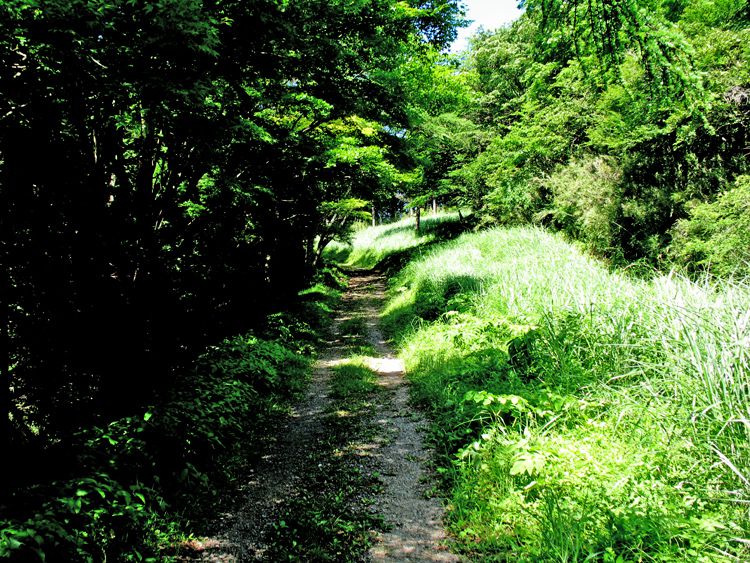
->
<box><xmin>373</xmin><ymin>222</ymin><xmax>750</xmax><ymax>561</ymax></box>
<box><xmin>406</xmin><ymin>0</ymin><xmax>750</xmax><ymax>276</ymax></box>
<box><xmin>323</xmin><ymin>212</ymin><xmax>466</xmax><ymax>270</ymax></box>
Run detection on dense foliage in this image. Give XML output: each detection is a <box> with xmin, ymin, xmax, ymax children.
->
<box><xmin>0</xmin><ymin>0</ymin><xmax>463</xmax><ymax>559</ymax></box>
<box><xmin>3</xmin><ymin>0</ymin><xmax>749</xmax><ymax>557</ymax></box>
<box><xmin>407</xmin><ymin>0</ymin><xmax>749</xmax><ymax>272</ymax></box>
<box><xmin>0</xmin><ymin>308</ymin><xmax>316</xmax><ymax>560</ymax></box>
<box><xmin>1</xmin><ymin>0</ymin><xmax>462</xmax><ymax>444</ymax></box>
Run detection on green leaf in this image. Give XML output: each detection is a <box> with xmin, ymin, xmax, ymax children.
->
<box><xmin>510</xmin><ymin>459</ymin><xmax>531</xmax><ymax>476</ymax></box>
<box><xmin>7</xmin><ymin>538</ymin><xmax>22</xmax><ymax>550</ymax></box>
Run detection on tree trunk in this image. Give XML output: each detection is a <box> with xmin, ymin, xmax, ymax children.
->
<box><xmin>305</xmin><ymin>235</ymin><xmax>315</xmax><ymax>270</ymax></box>
<box><xmin>415</xmin><ymin>207</ymin><xmax>421</xmax><ymax>233</ymax></box>
<box><xmin>313</xmin><ymin>235</ymin><xmax>331</xmax><ymax>271</ymax></box>
<box><xmin>1</xmin><ymin>135</ymin><xmax>14</xmax><ymax>452</ymax></box>
<box><xmin>432</xmin><ymin>198</ymin><xmax>437</xmax><ymax>214</ymax></box>
<box><xmin>0</xmin><ymin>278</ymin><xmax>10</xmax><ymax>452</ymax></box>
<box><xmin>371</xmin><ymin>205</ymin><xmax>376</xmax><ymax>227</ymax></box>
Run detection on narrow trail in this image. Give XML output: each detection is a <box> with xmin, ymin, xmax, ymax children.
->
<box><xmin>178</xmin><ymin>329</ymin><xmax>339</xmax><ymax>560</ymax></box>
<box><xmin>180</xmin><ymin>271</ymin><xmax>457</xmax><ymax>561</ymax></box>
<box><xmin>356</xmin><ymin>272</ymin><xmax>460</xmax><ymax>563</ymax></box>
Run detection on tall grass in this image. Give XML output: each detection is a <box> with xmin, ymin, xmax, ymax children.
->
<box><xmin>322</xmin><ymin>211</ymin><xmax>463</xmax><ymax>269</ymax></box>
<box><xmin>380</xmin><ymin>226</ymin><xmax>750</xmax><ymax>561</ymax></box>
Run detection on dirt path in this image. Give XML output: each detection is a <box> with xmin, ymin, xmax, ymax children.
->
<box><xmin>179</xmin><ymin>271</ymin><xmax>457</xmax><ymax>561</ymax></box>
<box><xmin>356</xmin><ymin>272</ymin><xmax>460</xmax><ymax>563</ymax></box>
<box><xmin>178</xmin><ymin>336</ymin><xmax>339</xmax><ymax>560</ymax></box>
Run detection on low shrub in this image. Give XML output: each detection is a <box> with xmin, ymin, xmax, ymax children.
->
<box><xmin>541</xmin><ymin>155</ymin><xmax>624</xmax><ymax>257</ymax></box>
<box><xmin>0</xmin><ymin>312</ymin><xmax>316</xmax><ymax>561</ymax></box>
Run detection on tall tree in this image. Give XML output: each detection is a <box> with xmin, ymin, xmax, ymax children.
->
<box><xmin>0</xmin><ymin>0</ymin><xmax>465</xmax><ymax>447</ymax></box>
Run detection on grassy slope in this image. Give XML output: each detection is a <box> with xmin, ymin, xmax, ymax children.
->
<box><xmin>365</xmin><ymin>224</ymin><xmax>748</xmax><ymax>561</ymax></box>
<box><xmin>323</xmin><ymin>212</ymin><xmax>464</xmax><ymax>270</ymax></box>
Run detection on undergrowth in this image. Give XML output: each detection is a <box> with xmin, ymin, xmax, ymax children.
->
<box><xmin>0</xmin><ymin>270</ymin><xmax>345</xmax><ymax>562</ymax></box>
<box><xmin>380</xmin><ymin>226</ymin><xmax>750</xmax><ymax>561</ymax></box>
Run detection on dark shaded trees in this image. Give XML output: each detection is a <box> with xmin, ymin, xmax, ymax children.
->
<box><xmin>0</xmin><ymin>0</ymin><xmax>463</xmax><ymax>452</ymax></box>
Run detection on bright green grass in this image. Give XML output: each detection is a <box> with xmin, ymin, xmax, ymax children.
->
<box><xmin>380</xmin><ymin>225</ymin><xmax>750</xmax><ymax>562</ymax></box>
<box><xmin>330</xmin><ymin>359</ymin><xmax>379</xmax><ymax>404</ymax></box>
<box><xmin>323</xmin><ymin>211</ymin><xmax>463</xmax><ymax>269</ymax></box>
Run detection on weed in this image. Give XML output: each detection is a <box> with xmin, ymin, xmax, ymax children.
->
<box><xmin>330</xmin><ymin>361</ymin><xmax>380</xmax><ymax>404</ymax></box>
<box><xmin>338</xmin><ymin>315</ymin><xmax>369</xmax><ymax>346</ymax></box>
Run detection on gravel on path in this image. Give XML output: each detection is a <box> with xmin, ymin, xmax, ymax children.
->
<box><xmin>353</xmin><ymin>273</ymin><xmax>460</xmax><ymax>563</ymax></box>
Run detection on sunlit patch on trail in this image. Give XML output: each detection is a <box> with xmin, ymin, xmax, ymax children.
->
<box><xmin>317</xmin><ymin>357</ymin><xmax>350</xmax><ymax>369</ymax></box>
<box><xmin>364</xmin><ymin>356</ymin><xmax>404</xmax><ymax>375</ymax></box>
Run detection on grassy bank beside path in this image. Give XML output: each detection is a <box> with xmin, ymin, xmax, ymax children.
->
<box><xmin>378</xmin><ymin>225</ymin><xmax>749</xmax><ymax>561</ymax></box>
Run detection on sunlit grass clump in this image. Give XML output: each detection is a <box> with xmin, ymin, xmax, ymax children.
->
<box><xmin>380</xmin><ymin>226</ymin><xmax>750</xmax><ymax>561</ymax></box>
<box><xmin>323</xmin><ymin>211</ymin><xmax>463</xmax><ymax>269</ymax></box>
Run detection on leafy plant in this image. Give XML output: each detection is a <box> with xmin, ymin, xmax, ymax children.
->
<box><xmin>541</xmin><ymin>156</ymin><xmax>624</xmax><ymax>256</ymax></box>
<box><xmin>0</xmin><ymin>316</ymin><xmax>316</xmax><ymax>561</ymax></box>
<box><xmin>670</xmin><ymin>175</ymin><xmax>750</xmax><ymax>277</ymax></box>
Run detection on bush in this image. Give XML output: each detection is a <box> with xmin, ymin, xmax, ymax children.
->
<box><xmin>542</xmin><ymin>155</ymin><xmax>623</xmax><ymax>256</ymax></box>
<box><xmin>0</xmin><ymin>325</ymin><xmax>312</xmax><ymax>561</ymax></box>
<box><xmin>670</xmin><ymin>175</ymin><xmax>750</xmax><ymax>277</ymax></box>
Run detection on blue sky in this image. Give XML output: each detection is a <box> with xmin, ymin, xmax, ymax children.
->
<box><xmin>450</xmin><ymin>0</ymin><xmax>524</xmax><ymax>53</ymax></box>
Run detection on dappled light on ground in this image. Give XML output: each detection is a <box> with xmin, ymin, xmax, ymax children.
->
<box><xmin>338</xmin><ymin>273</ymin><xmax>460</xmax><ymax>563</ymax></box>
<box><xmin>174</xmin><ymin>270</ymin><xmax>458</xmax><ymax>561</ymax></box>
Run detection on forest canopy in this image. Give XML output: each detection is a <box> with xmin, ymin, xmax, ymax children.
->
<box><xmin>0</xmin><ymin>0</ymin><xmax>464</xmax><ymax>445</ymax></box>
